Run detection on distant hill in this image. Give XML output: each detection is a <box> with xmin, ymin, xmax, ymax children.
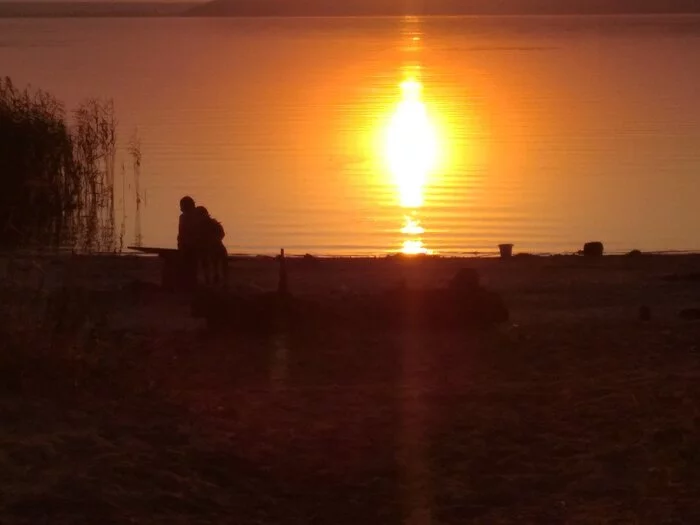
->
<box><xmin>0</xmin><ymin>2</ymin><xmax>196</xmax><ymax>18</ymax></box>
<box><xmin>188</xmin><ymin>0</ymin><xmax>700</xmax><ymax>17</ymax></box>
<box><xmin>3</xmin><ymin>0</ymin><xmax>699</xmax><ymax>19</ymax></box>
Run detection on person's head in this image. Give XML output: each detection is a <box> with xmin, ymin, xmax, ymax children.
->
<box><xmin>195</xmin><ymin>206</ymin><xmax>210</xmax><ymax>218</ymax></box>
<box><xmin>180</xmin><ymin>196</ymin><xmax>195</xmax><ymax>213</ymax></box>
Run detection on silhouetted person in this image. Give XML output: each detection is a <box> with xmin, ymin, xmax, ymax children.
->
<box><xmin>194</xmin><ymin>205</ymin><xmax>228</xmax><ymax>286</ymax></box>
<box><xmin>178</xmin><ymin>196</ymin><xmax>199</xmax><ymax>290</ymax></box>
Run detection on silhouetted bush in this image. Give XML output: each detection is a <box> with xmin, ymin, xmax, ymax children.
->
<box><xmin>0</xmin><ymin>77</ymin><xmax>117</xmax><ymax>251</ymax></box>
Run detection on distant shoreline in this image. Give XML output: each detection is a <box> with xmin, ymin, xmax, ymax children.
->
<box><xmin>186</xmin><ymin>0</ymin><xmax>700</xmax><ymax>19</ymax></box>
<box><xmin>2</xmin><ymin>3</ymin><xmax>700</xmax><ymax>19</ymax></box>
<box><xmin>5</xmin><ymin>249</ymin><xmax>700</xmax><ymax>261</ymax></box>
<box><xmin>0</xmin><ymin>2</ymin><xmax>197</xmax><ymax>18</ymax></box>
<box><xmin>4</xmin><ymin>13</ymin><xmax>700</xmax><ymax>20</ymax></box>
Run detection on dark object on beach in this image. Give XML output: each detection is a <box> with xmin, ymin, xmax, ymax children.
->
<box><xmin>127</xmin><ymin>246</ymin><xmax>190</xmax><ymax>291</ymax></box>
<box><xmin>498</xmin><ymin>243</ymin><xmax>514</xmax><ymax>258</ymax></box>
<box><xmin>583</xmin><ymin>242</ymin><xmax>604</xmax><ymax>257</ymax></box>
<box><xmin>679</xmin><ymin>308</ymin><xmax>700</xmax><ymax>321</ymax></box>
<box><xmin>639</xmin><ymin>305</ymin><xmax>651</xmax><ymax>321</ymax></box>
<box><xmin>627</xmin><ymin>249</ymin><xmax>643</xmax><ymax>257</ymax></box>
<box><xmin>449</xmin><ymin>267</ymin><xmax>480</xmax><ymax>292</ymax></box>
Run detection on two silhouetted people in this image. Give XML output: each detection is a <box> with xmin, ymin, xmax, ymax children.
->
<box><xmin>178</xmin><ymin>196</ymin><xmax>227</xmax><ymax>289</ymax></box>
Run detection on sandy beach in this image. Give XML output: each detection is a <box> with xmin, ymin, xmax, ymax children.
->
<box><xmin>2</xmin><ymin>252</ymin><xmax>700</xmax><ymax>523</ymax></box>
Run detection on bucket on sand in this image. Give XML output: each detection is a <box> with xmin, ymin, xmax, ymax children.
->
<box><xmin>498</xmin><ymin>244</ymin><xmax>514</xmax><ymax>258</ymax></box>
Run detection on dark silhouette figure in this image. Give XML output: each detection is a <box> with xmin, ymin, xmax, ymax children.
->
<box><xmin>178</xmin><ymin>196</ymin><xmax>199</xmax><ymax>290</ymax></box>
<box><xmin>194</xmin><ymin>205</ymin><xmax>228</xmax><ymax>286</ymax></box>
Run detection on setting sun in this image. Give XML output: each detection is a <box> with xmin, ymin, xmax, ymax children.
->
<box><xmin>385</xmin><ymin>78</ymin><xmax>439</xmax><ymax>209</ymax></box>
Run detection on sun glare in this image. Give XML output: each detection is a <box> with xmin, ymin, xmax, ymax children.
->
<box><xmin>385</xmin><ymin>78</ymin><xmax>438</xmax><ymax>209</ymax></box>
<box><xmin>400</xmin><ymin>215</ymin><xmax>432</xmax><ymax>254</ymax></box>
<box><xmin>401</xmin><ymin>239</ymin><xmax>431</xmax><ymax>255</ymax></box>
<box><xmin>400</xmin><ymin>215</ymin><xmax>425</xmax><ymax>235</ymax></box>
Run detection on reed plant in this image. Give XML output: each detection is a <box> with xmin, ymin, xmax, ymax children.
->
<box><xmin>0</xmin><ymin>76</ymin><xmax>131</xmax><ymax>253</ymax></box>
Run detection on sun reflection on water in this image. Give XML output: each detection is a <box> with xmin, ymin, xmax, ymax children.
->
<box><xmin>400</xmin><ymin>215</ymin><xmax>425</xmax><ymax>235</ymax></box>
<box><xmin>401</xmin><ymin>238</ymin><xmax>430</xmax><ymax>255</ymax></box>
<box><xmin>400</xmin><ymin>213</ymin><xmax>431</xmax><ymax>254</ymax></box>
<box><xmin>385</xmin><ymin>78</ymin><xmax>438</xmax><ymax>210</ymax></box>
<box><xmin>384</xmin><ymin>73</ymin><xmax>439</xmax><ymax>255</ymax></box>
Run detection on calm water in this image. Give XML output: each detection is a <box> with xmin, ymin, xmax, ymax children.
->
<box><xmin>2</xmin><ymin>16</ymin><xmax>700</xmax><ymax>255</ymax></box>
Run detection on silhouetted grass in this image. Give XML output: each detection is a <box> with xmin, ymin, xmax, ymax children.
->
<box><xmin>0</xmin><ymin>77</ymin><xmax>122</xmax><ymax>252</ymax></box>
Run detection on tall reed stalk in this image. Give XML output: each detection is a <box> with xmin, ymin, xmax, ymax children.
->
<box><xmin>0</xmin><ymin>76</ymin><xmax>132</xmax><ymax>252</ymax></box>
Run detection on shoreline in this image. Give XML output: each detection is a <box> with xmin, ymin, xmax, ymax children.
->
<box><xmin>4</xmin><ymin>248</ymin><xmax>700</xmax><ymax>313</ymax></box>
<box><xmin>4</xmin><ymin>10</ymin><xmax>700</xmax><ymax>19</ymax></box>
<box><xmin>5</xmin><ymin>247</ymin><xmax>700</xmax><ymax>259</ymax></box>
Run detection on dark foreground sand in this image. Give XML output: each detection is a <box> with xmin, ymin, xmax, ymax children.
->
<box><xmin>2</xmin><ymin>253</ymin><xmax>700</xmax><ymax>524</ymax></box>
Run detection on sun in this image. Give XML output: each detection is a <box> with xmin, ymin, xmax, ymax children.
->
<box><xmin>385</xmin><ymin>78</ymin><xmax>439</xmax><ymax>209</ymax></box>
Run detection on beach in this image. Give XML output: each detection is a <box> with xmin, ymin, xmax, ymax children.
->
<box><xmin>2</xmin><ymin>252</ymin><xmax>700</xmax><ymax>523</ymax></box>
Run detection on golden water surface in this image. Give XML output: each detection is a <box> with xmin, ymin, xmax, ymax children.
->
<box><xmin>2</xmin><ymin>16</ymin><xmax>700</xmax><ymax>254</ymax></box>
